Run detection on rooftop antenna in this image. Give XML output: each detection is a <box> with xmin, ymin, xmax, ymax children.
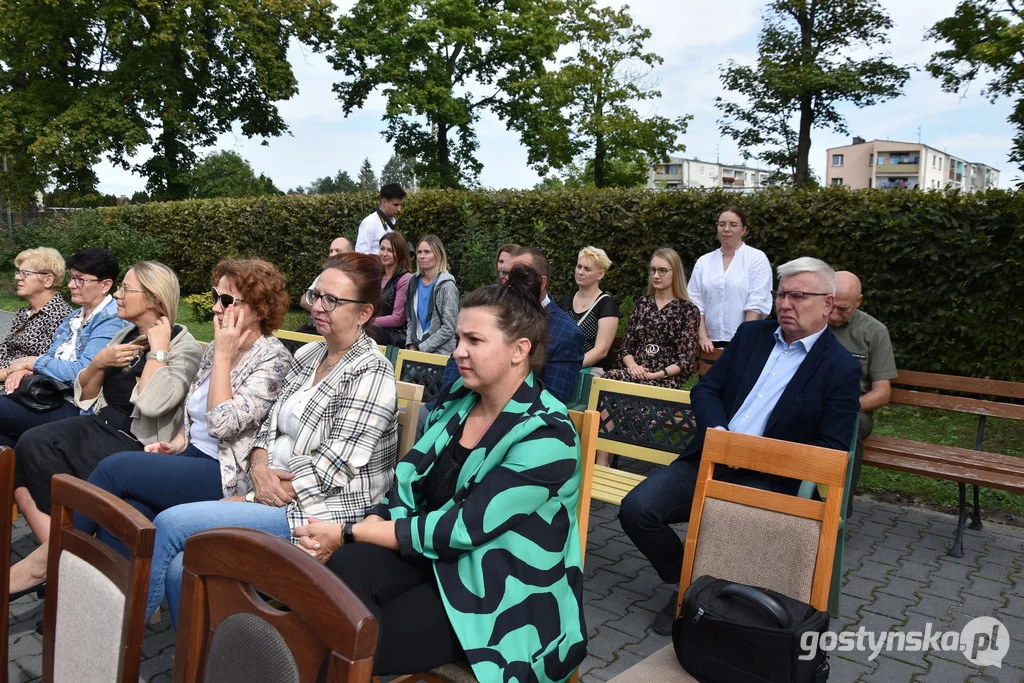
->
<box><xmin>917</xmin><ymin>125</ymin><xmax>921</xmax><ymax>144</ymax></box>
<box><xmin>716</xmin><ymin>143</ymin><xmax>720</xmax><ymax>165</ymax></box>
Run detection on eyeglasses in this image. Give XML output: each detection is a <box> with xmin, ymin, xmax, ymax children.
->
<box><xmin>211</xmin><ymin>287</ymin><xmax>246</xmax><ymax>308</ymax></box>
<box><xmin>773</xmin><ymin>290</ymin><xmax>830</xmax><ymax>302</ymax></box>
<box><xmin>116</xmin><ymin>283</ymin><xmax>145</xmax><ymax>296</ymax></box>
<box><xmin>67</xmin><ymin>274</ymin><xmax>101</xmax><ymax>286</ymax></box>
<box><xmin>304</xmin><ymin>289</ymin><xmax>366</xmax><ymax>312</ymax></box>
<box><xmin>648</xmin><ymin>267</ymin><xmax>671</xmax><ymax>277</ymax></box>
<box><xmin>14</xmin><ymin>269</ymin><xmax>48</xmax><ymax>279</ymax></box>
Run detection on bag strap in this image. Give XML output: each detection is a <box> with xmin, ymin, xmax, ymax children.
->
<box><xmin>718</xmin><ymin>583</ymin><xmax>791</xmax><ymax>629</ymax></box>
<box><xmin>574</xmin><ymin>292</ymin><xmax>609</xmax><ymax>329</ymax></box>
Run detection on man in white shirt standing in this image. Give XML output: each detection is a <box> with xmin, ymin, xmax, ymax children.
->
<box><xmin>355</xmin><ymin>183</ymin><xmax>406</xmax><ymax>255</ymax></box>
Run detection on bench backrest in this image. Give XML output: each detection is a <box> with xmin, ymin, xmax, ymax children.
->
<box><xmin>585</xmin><ymin>376</ymin><xmax>695</xmax><ymax>466</ymax></box>
<box><xmin>888</xmin><ymin>370</ymin><xmax>1024</xmax><ymax>421</ymax></box>
<box><xmin>394</xmin><ymin>349</ymin><xmax>449</xmax><ymax>405</ymax></box>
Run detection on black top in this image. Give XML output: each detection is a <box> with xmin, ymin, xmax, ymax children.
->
<box><xmin>557</xmin><ymin>292</ymin><xmax>621</xmax><ymax>369</ymax></box>
<box><xmin>97</xmin><ymin>325</ymin><xmax>182</xmax><ymax>434</ymax></box>
<box><xmin>422</xmin><ymin>421</ymin><xmax>473</xmax><ymax>512</ymax></box>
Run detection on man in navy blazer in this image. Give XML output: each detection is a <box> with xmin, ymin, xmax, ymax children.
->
<box><xmin>619</xmin><ymin>257</ymin><xmax>861</xmax><ymax>634</ymax></box>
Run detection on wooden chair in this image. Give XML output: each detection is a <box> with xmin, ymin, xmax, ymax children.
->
<box><xmin>394</xmin><ymin>349</ymin><xmax>449</xmax><ymax>405</ymax></box>
<box><xmin>0</xmin><ymin>447</ymin><xmax>14</xmax><ymax>674</ymax></box>
<box><xmin>396</xmin><ymin>380</ymin><xmax>425</xmax><ymax>460</ymax></box>
<box><xmin>585</xmin><ymin>376</ymin><xmax>695</xmax><ymax>505</ymax></box>
<box><xmin>172</xmin><ymin>527</ymin><xmax>378</xmax><ymax>683</ymax></box>
<box><xmin>273</xmin><ymin>329</ymin><xmax>326</xmax><ymax>356</ymax></box>
<box><xmin>387</xmin><ymin>409</ymin><xmax>599</xmax><ymax>683</ymax></box>
<box><xmin>41</xmin><ymin>474</ymin><xmax>156</xmax><ymax>683</ymax></box>
<box><xmin>607</xmin><ymin>429</ymin><xmax>848</xmax><ymax>682</ymax></box>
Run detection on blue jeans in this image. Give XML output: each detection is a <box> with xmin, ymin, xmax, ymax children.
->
<box><xmin>146</xmin><ymin>500</ymin><xmax>291</xmax><ymax>625</ymax></box>
<box><xmin>619</xmin><ymin>457</ymin><xmax>800</xmax><ymax>584</ymax></box>
<box><xmin>75</xmin><ymin>445</ymin><xmax>223</xmax><ymax>557</ymax></box>
<box><xmin>0</xmin><ymin>395</ymin><xmax>78</xmax><ymax>447</ymax></box>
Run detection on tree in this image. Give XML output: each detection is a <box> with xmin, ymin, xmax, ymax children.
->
<box><xmin>381</xmin><ymin>154</ymin><xmax>416</xmax><ymax>188</ymax></box>
<box><xmin>0</xmin><ymin>0</ymin><xmax>335</xmax><ymax>205</ymax></box>
<box><xmin>715</xmin><ymin>0</ymin><xmax>911</xmax><ymax>187</ymax></box>
<box><xmin>298</xmin><ymin>170</ymin><xmax>359</xmax><ymax>195</ymax></box>
<box><xmin>330</xmin><ymin>0</ymin><xmax>566</xmax><ymax>187</ymax></box>
<box><xmin>531</xmin><ymin>0</ymin><xmax>689</xmax><ymax>188</ymax></box>
<box><xmin>183</xmin><ymin>151</ymin><xmax>280</xmax><ymax>199</ymax></box>
<box><xmin>928</xmin><ymin>1</ymin><xmax>1024</xmax><ymax>174</ymax></box>
<box><xmin>357</xmin><ymin>158</ymin><xmax>378</xmax><ymax>191</ymax></box>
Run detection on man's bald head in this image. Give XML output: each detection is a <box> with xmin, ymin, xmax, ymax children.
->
<box><xmin>829</xmin><ymin>271</ymin><xmax>863</xmax><ymax>327</ymax></box>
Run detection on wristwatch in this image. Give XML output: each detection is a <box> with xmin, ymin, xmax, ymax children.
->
<box><xmin>342</xmin><ymin>522</ymin><xmax>356</xmax><ymax>546</ymax></box>
<box><xmin>147</xmin><ymin>350</ymin><xmax>168</xmax><ymax>363</ymax></box>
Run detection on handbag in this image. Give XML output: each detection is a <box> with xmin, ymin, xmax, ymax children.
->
<box><xmin>10</xmin><ymin>374</ymin><xmax>74</xmax><ymax>412</ymax></box>
<box><xmin>673</xmin><ymin>575</ymin><xmax>831</xmax><ymax>683</ymax></box>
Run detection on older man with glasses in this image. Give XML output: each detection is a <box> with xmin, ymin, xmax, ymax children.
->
<box><xmin>618</xmin><ymin>256</ymin><xmax>862</xmax><ymax>635</ymax></box>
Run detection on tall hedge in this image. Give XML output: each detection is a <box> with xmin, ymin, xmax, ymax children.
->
<box><xmin>13</xmin><ymin>187</ymin><xmax>1020</xmax><ymax>380</ymax></box>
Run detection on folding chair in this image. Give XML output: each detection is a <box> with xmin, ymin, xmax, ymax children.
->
<box><xmin>396</xmin><ymin>380</ymin><xmax>425</xmax><ymax>460</ymax></box>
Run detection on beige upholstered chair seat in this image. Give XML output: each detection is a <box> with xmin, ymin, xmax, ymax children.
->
<box><xmin>427</xmin><ymin>662</ymin><xmax>479</xmax><ymax>682</ymax></box>
<box><xmin>607</xmin><ymin>645</ymin><xmax>695</xmax><ymax>683</ymax></box>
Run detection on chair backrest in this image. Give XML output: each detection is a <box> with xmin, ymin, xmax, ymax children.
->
<box><xmin>273</xmin><ymin>329</ymin><xmax>326</xmax><ymax>356</ymax></box>
<box><xmin>0</xmin><ymin>447</ymin><xmax>14</xmax><ymax>670</ymax></box>
<box><xmin>585</xmin><ymin>376</ymin><xmax>695</xmax><ymax>466</ymax></box>
<box><xmin>42</xmin><ymin>475</ymin><xmax>156</xmax><ymax>683</ymax></box>
<box><xmin>568</xmin><ymin>410</ymin><xmax>598</xmax><ymax>556</ymax></box>
<box><xmin>696</xmin><ymin>348</ymin><xmax>724</xmax><ymax>377</ymax></box>
<box><xmin>396</xmin><ymin>380</ymin><xmax>425</xmax><ymax>460</ymax></box>
<box><xmin>394</xmin><ymin>349</ymin><xmax>448</xmax><ymax>405</ymax></box>
<box><xmin>172</xmin><ymin>528</ymin><xmax>378</xmax><ymax>683</ymax></box>
<box><xmin>679</xmin><ymin>430</ymin><xmax>847</xmax><ymax>613</ymax></box>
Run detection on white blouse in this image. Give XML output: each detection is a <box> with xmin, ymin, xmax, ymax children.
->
<box><xmin>687</xmin><ymin>243</ymin><xmax>773</xmax><ymax>343</ymax></box>
<box><xmin>271</xmin><ymin>371</ymin><xmax>321</xmax><ymax>474</ymax></box>
<box><xmin>184</xmin><ymin>376</ymin><xmax>219</xmax><ymax>457</ymax></box>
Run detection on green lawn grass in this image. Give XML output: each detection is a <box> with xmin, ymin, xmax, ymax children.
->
<box><xmin>1</xmin><ymin>277</ymin><xmax>1021</xmax><ymax>518</ymax></box>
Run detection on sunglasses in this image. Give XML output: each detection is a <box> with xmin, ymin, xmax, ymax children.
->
<box><xmin>211</xmin><ymin>287</ymin><xmax>246</xmax><ymax>308</ymax></box>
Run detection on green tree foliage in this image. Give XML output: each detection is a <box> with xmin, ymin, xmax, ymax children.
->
<box><xmin>183</xmin><ymin>151</ymin><xmax>279</xmax><ymax>200</ymax></box>
<box><xmin>357</xmin><ymin>157</ymin><xmax>378</xmax><ymax>191</ymax></box>
<box><xmin>928</xmin><ymin>1</ymin><xmax>1024</xmax><ymax>174</ymax></box>
<box><xmin>716</xmin><ymin>0</ymin><xmax>911</xmax><ymax>187</ymax></box>
<box><xmin>330</xmin><ymin>0</ymin><xmax>566</xmax><ymax>188</ymax></box>
<box><xmin>531</xmin><ymin>0</ymin><xmax>689</xmax><ymax>188</ymax></box>
<box><xmin>292</xmin><ymin>170</ymin><xmax>359</xmax><ymax>195</ymax></box>
<box><xmin>381</xmin><ymin>154</ymin><xmax>416</xmax><ymax>188</ymax></box>
<box><xmin>0</xmin><ymin>0</ymin><xmax>335</xmax><ymax>205</ymax></box>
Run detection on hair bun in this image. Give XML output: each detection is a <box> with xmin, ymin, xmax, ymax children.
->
<box><xmin>505</xmin><ymin>263</ymin><xmax>544</xmax><ymax>312</ymax></box>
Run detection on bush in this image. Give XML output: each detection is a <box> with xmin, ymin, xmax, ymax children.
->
<box><xmin>183</xmin><ymin>293</ymin><xmax>214</xmax><ymax>321</ymax></box>
<box><xmin>53</xmin><ymin>185</ymin><xmax>1021</xmax><ymax>382</ymax></box>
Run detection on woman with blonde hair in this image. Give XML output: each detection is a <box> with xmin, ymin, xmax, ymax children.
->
<box><xmin>604</xmin><ymin>247</ymin><xmax>700</xmax><ymax>389</ymax></box>
<box><xmin>9</xmin><ymin>261</ymin><xmax>202</xmax><ymax>550</ymax></box>
<box><xmin>558</xmin><ymin>245</ymin><xmax>620</xmax><ymax>372</ymax></box>
<box><xmin>406</xmin><ymin>234</ymin><xmax>459</xmax><ymax>355</ymax></box>
<box><xmin>0</xmin><ymin>247</ymin><xmax>73</xmax><ymax>373</ymax></box>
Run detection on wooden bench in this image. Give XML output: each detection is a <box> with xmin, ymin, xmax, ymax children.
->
<box><xmin>862</xmin><ymin>369</ymin><xmax>1024</xmax><ymax>557</ymax></box>
<box><xmin>585</xmin><ymin>377</ymin><xmax>696</xmax><ymax>505</ymax></box>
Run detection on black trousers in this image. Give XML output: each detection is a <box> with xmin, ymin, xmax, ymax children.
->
<box><xmin>14</xmin><ymin>414</ymin><xmax>141</xmax><ymax>513</ymax></box>
<box><xmin>326</xmin><ymin>542</ymin><xmax>464</xmax><ymax>675</ymax></box>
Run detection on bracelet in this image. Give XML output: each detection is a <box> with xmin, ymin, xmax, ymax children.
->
<box><xmin>248</xmin><ymin>457</ymin><xmax>268</xmax><ymax>472</ymax></box>
<box><xmin>663</xmin><ymin>367</ymin><xmax>670</xmax><ymax>378</ymax></box>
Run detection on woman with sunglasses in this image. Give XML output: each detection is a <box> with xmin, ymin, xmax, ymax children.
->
<box><xmin>0</xmin><ymin>247</ymin><xmax>126</xmax><ymax>446</ymax></box>
<box><xmin>140</xmin><ymin>253</ymin><xmax>398</xmax><ymax>626</ymax></box>
<box><xmin>8</xmin><ymin>261</ymin><xmax>201</xmax><ymax>554</ymax></box>
<box><xmin>8</xmin><ymin>260</ymin><xmax>293</xmax><ymax>599</ymax></box>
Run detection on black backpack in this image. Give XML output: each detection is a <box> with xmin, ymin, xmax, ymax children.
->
<box><xmin>673</xmin><ymin>575</ymin><xmax>831</xmax><ymax>683</ymax></box>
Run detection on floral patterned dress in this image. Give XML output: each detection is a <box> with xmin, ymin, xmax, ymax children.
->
<box><xmin>605</xmin><ymin>295</ymin><xmax>701</xmax><ymax>389</ymax></box>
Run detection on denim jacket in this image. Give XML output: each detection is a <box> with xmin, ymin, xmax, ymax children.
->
<box><xmin>32</xmin><ymin>296</ymin><xmax>127</xmax><ymax>383</ymax></box>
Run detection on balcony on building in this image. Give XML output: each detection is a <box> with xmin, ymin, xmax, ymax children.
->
<box><xmin>875</xmin><ymin>151</ymin><xmax>921</xmax><ymax>175</ymax></box>
<box><xmin>875</xmin><ymin>177</ymin><xmax>919</xmax><ymax>190</ymax></box>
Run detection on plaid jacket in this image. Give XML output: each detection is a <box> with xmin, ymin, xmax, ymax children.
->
<box><xmin>439</xmin><ymin>300</ymin><xmax>584</xmax><ymax>406</ymax></box>
<box><xmin>253</xmin><ymin>333</ymin><xmax>398</xmax><ymax>533</ymax></box>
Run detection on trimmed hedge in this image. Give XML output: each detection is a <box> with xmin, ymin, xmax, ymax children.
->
<box><xmin>4</xmin><ymin>187</ymin><xmax>1020</xmax><ymax>380</ymax></box>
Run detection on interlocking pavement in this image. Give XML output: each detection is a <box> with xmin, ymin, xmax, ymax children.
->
<box><xmin>7</xmin><ymin>495</ymin><xmax>1024</xmax><ymax>682</ymax></box>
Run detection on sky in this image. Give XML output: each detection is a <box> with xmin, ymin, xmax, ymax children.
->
<box><xmin>94</xmin><ymin>0</ymin><xmax>1020</xmax><ymax>196</ymax></box>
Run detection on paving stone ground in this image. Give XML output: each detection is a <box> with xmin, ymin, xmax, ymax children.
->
<box><xmin>7</xmin><ymin>494</ymin><xmax>1024</xmax><ymax>682</ymax></box>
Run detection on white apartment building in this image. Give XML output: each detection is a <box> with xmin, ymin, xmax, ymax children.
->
<box><xmin>825</xmin><ymin>137</ymin><xmax>1000</xmax><ymax>192</ymax></box>
<box><xmin>648</xmin><ymin>156</ymin><xmax>773</xmax><ymax>192</ymax></box>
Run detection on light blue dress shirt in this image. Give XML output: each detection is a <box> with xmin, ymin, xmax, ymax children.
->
<box><xmin>726</xmin><ymin>325</ymin><xmax>827</xmax><ymax>437</ymax></box>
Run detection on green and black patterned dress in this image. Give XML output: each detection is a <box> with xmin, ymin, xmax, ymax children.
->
<box><xmin>371</xmin><ymin>372</ymin><xmax>588</xmax><ymax>683</ymax></box>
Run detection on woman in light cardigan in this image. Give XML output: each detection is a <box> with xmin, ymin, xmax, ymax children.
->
<box><xmin>10</xmin><ymin>261</ymin><xmax>201</xmax><ymax>548</ymax></box>
<box><xmin>405</xmin><ymin>234</ymin><xmax>459</xmax><ymax>355</ymax></box>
